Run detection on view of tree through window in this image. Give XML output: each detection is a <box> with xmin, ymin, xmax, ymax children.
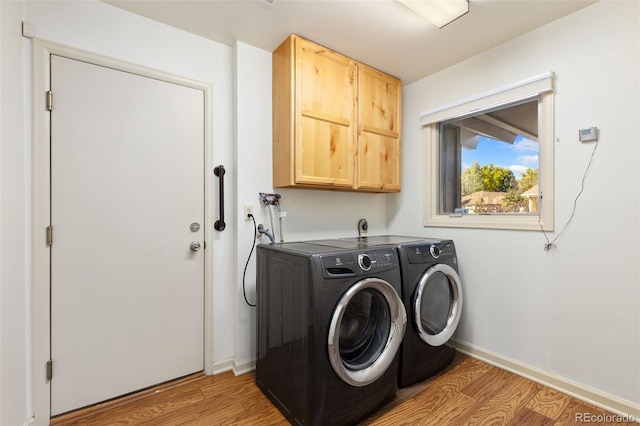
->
<box><xmin>440</xmin><ymin>99</ymin><xmax>539</xmax><ymax>214</ymax></box>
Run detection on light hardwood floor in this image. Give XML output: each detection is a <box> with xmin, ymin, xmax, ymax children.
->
<box><xmin>51</xmin><ymin>353</ymin><xmax>634</xmax><ymax>425</ymax></box>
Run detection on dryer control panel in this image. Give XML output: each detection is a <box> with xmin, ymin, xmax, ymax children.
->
<box><xmin>406</xmin><ymin>241</ymin><xmax>456</xmax><ymax>264</ymax></box>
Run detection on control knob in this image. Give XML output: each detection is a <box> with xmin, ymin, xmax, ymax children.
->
<box><xmin>358</xmin><ymin>254</ymin><xmax>372</xmax><ymax>271</ymax></box>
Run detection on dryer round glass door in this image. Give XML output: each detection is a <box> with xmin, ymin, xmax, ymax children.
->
<box><xmin>327</xmin><ymin>278</ymin><xmax>407</xmax><ymax>387</ymax></box>
<box><xmin>413</xmin><ymin>263</ymin><xmax>463</xmax><ymax>347</ymax></box>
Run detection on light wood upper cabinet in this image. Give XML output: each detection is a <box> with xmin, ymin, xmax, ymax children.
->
<box><xmin>273</xmin><ymin>34</ymin><xmax>401</xmax><ymax>193</ymax></box>
<box><xmin>358</xmin><ymin>65</ymin><xmax>401</xmax><ymax>192</ymax></box>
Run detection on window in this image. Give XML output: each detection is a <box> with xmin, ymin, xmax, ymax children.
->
<box><xmin>422</xmin><ymin>73</ymin><xmax>554</xmax><ymax>231</ymax></box>
<box><xmin>441</xmin><ymin>99</ymin><xmax>539</xmax><ymax>214</ymax></box>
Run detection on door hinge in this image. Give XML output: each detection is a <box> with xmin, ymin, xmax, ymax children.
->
<box><xmin>46</xmin><ymin>226</ymin><xmax>53</xmax><ymax>246</ymax></box>
<box><xmin>46</xmin><ymin>90</ymin><xmax>53</xmax><ymax>111</ymax></box>
<box><xmin>46</xmin><ymin>360</ymin><xmax>53</xmax><ymax>381</ymax></box>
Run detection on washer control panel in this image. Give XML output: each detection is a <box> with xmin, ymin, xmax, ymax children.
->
<box><xmin>321</xmin><ymin>248</ymin><xmax>398</xmax><ymax>277</ymax></box>
<box><xmin>358</xmin><ymin>250</ymin><xmax>397</xmax><ymax>271</ymax></box>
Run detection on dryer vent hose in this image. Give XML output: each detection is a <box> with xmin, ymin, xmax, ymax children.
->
<box><xmin>257</xmin><ymin>224</ymin><xmax>275</xmax><ymax>243</ymax></box>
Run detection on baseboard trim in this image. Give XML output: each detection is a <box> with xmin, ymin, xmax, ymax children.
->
<box><xmin>233</xmin><ymin>358</ymin><xmax>256</xmax><ymax>376</ymax></box>
<box><xmin>211</xmin><ymin>357</ymin><xmax>255</xmax><ymax>377</ymax></box>
<box><xmin>453</xmin><ymin>339</ymin><xmax>639</xmax><ymax>422</ymax></box>
<box><xmin>211</xmin><ymin>358</ymin><xmax>234</xmax><ymax>375</ymax></box>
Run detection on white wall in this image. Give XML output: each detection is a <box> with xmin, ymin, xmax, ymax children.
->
<box><xmin>1</xmin><ymin>1</ymin><xmax>237</xmax><ymax>424</ymax></box>
<box><xmin>0</xmin><ymin>1</ymin><xmax>389</xmax><ymax>423</ymax></box>
<box><xmin>234</xmin><ymin>40</ymin><xmax>272</xmax><ymax>370</ymax></box>
<box><xmin>391</xmin><ymin>0</ymin><xmax>639</xmax><ymax>407</ymax></box>
<box><xmin>3</xmin><ymin>0</ymin><xmax>636</xmax><ymax>424</ymax></box>
<box><xmin>23</xmin><ymin>0</ymin><xmax>239</xmax><ymax>370</ymax></box>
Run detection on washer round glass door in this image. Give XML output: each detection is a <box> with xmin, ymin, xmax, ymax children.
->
<box><xmin>413</xmin><ymin>263</ymin><xmax>463</xmax><ymax>347</ymax></box>
<box><xmin>327</xmin><ymin>278</ymin><xmax>407</xmax><ymax>387</ymax></box>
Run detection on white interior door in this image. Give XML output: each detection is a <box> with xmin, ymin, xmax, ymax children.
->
<box><xmin>50</xmin><ymin>55</ymin><xmax>205</xmax><ymax>415</ymax></box>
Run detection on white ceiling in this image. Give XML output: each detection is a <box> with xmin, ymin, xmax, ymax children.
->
<box><xmin>104</xmin><ymin>0</ymin><xmax>597</xmax><ymax>84</ymax></box>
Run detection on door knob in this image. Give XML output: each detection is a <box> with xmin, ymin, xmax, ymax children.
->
<box><xmin>190</xmin><ymin>241</ymin><xmax>201</xmax><ymax>251</ymax></box>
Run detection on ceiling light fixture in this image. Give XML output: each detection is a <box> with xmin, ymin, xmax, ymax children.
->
<box><xmin>398</xmin><ymin>0</ymin><xmax>469</xmax><ymax>28</ymax></box>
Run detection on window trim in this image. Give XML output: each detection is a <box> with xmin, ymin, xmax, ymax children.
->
<box><xmin>422</xmin><ymin>74</ymin><xmax>555</xmax><ymax>231</ymax></box>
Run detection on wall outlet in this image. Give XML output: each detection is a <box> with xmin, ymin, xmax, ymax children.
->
<box><xmin>244</xmin><ymin>205</ymin><xmax>254</xmax><ymax>221</ymax></box>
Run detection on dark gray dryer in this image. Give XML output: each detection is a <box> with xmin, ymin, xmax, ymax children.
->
<box><xmin>396</xmin><ymin>239</ymin><xmax>463</xmax><ymax>388</ymax></box>
<box><xmin>256</xmin><ymin>241</ymin><xmax>406</xmax><ymax>426</ymax></box>
<box><xmin>340</xmin><ymin>236</ymin><xmax>463</xmax><ymax>388</ymax></box>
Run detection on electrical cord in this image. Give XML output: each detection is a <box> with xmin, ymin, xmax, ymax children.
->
<box><xmin>540</xmin><ymin>140</ymin><xmax>599</xmax><ymax>251</ymax></box>
<box><xmin>242</xmin><ymin>214</ymin><xmax>257</xmax><ymax>307</ymax></box>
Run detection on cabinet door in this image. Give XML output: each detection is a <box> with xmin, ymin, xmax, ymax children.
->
<box><xmin>358</xmin><ymin>65</ymin><xmax>401</xmax><ymax>192</ymax></box>
<box><xmin>295</xmin><ymin>37</ymin><xmax>356</xmax><ymax>187</ymax></box>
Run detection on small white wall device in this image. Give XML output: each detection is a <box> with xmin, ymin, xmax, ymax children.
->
<box><xmin>579</xmin><ymin>126</ymin><xmax>598</xmax><ymax>142</ymax></box>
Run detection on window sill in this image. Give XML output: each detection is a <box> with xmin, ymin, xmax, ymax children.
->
<box><xmin>424</xmin><ymin>212</ymin><xmax>552</xmax><ymax>232</ymax></box>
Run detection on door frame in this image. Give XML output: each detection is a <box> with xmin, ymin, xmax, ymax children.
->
<box><xmin>32</xmin><ymin>39</ymin><xmax>214</xmax><ymax>425</ymax></box>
